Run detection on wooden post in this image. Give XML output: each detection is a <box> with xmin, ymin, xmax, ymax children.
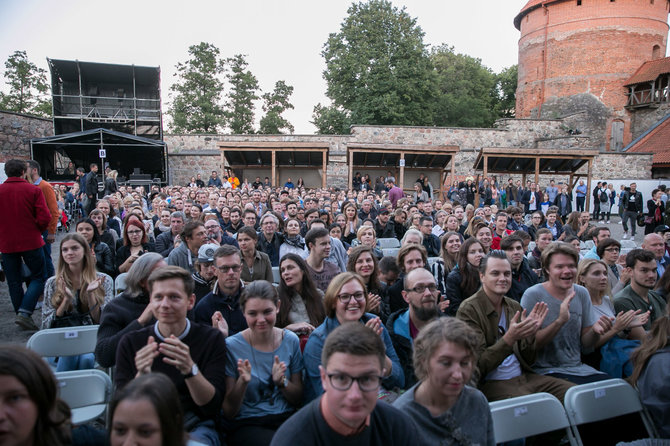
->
<box><xmin>534</xmin><ymin>157</ymin><xmax>540</xmax><ymax>185</ymax></box>
<box><xmin>220</xmin><ymin>148</ymin><xmax>225</xmax><ymax>176</ymax></box>
<box><xmin>586</xmin><ymin>159</ymin><xmax>593</xmax><ymax>213</ymax></box>
<box><xmin>322</xmin><ymin>149</ymin><xmax>327</xmax><ymax>189</ymax></box>
<box><xmin>271</xmin><ymin>150</ymin><xmax>277</xmax><ymax>188</ymax></box>
<box><xmin>440</xmin><ymin>170</ymin><xmax>445</xmax><ymax>202</ymax></box>
<box><xmin>348</xmin><ymin>150</ymin><xmax>354</xmax><ymax>191</ymax></box>
<box><xmin>450</xmin><ymin>156</ymin><xmax>456</xmax><ymax>201</ymax></box>
<box><xmin>399</xmin><ymin>152</ymin><xmax>405</xmax><ymax>190</ymax></box>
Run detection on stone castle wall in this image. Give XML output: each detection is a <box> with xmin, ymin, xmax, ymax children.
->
<box><xmin>0</xmin><ymin>111</ymin><xmax>52</xmax><ymax>162</ymax></box>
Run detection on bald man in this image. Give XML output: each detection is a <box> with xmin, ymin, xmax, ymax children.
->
<box><xmin>642</xmin><ymin>233</ymin><xmax>670</xmax><ymax>280</ymax></box>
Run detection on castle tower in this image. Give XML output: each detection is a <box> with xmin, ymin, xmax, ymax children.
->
<box><xmin>514</xmin><ymin>0</ymin><xmax>669</xmax><ymax>150</ymax></box>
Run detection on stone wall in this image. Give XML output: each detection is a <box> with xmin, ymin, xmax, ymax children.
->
<box><xmin>0</xmin><ymin>111</ymin><xmax>52</xmax><ymax>162</ymax></box>
<box><xmin>630</xmin><ymin>104</ymin><xmax>670</xmax><ymax>141</ymax></box>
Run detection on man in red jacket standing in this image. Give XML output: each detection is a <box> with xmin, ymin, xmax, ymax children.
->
<box><xmin>0</xmin><ymin>159</ymin><xmax>51</xmax><ymax>330</ymax></box>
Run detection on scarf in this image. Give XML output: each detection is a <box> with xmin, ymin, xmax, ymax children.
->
<box><xmin>283</xmin><ymin>234</ymin><xmax>305</xmax><ymax>250</ymax></box>
<box><xmin>156</xmin><ymin>222</ymin><xmax>171</xmax><ymax>234</ymax></box>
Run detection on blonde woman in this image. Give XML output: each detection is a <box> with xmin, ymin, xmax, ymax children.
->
<box><xmin>42</xmin><ymin>233</ymin><xmax>113</xmax><ymax>370</ymax></box>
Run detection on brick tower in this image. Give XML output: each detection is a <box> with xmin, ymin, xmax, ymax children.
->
<box><xmin>514</xmin><ymin>0</ymin><xmax>669</xmax><ymax>150</ymax></box>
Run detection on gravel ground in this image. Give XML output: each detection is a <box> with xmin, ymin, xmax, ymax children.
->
<box><xmin>0</xmin><ymin>215</ymin><xmax>642</xmax><ymax>347</ymax></box>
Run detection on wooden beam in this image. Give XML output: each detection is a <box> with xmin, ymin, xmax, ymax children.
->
<box><xmin>399</xmin><ymin>152</ymin><xmax>405</xmax><ymax>190</ymax></box>
<box><xmin>322</xmin><ymin>149</ymin><xmax>327</xmax><ymax>189</ymax></box>
<box><xmin>347</xmin><ymin>143</ymin><xmax>459</xmax><ymax>153</ymax></box>
<box><xmin>348</xmin><ymin>151</ymin><xmax>354</xmax><ymax>191</ymax></box>
<box><xmin>534</xmin><ymin>157</ymin><xmax>540</xmax><ymax>185</ymax></box>
<box><xmin>483</xmin><ymin>155</ymin><xmax>489</xmax><ymax>181</ymax></box>
<box><xmin>271</xmin><ymin>150</ymin><xmax>277</xmax><ymax>188</ymax></box>
<box><xmin>218</xmin><ymin>141</ymin><xmax>330</xmax><ymax>149</ymax></box>
<box><xmin>450</xmin><ymin>156</ymin><xmax>455</xmax><ymax>201</ymax></box>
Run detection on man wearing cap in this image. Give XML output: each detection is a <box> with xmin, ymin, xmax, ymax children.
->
<box><xmin>203</xmin><ymin>218</ymin><xmax>239</xmax><ymax>249</ymax></box>
<box><xmin>374</xmin><ymin>208</ymin><xmax>396</xmax><ymax>239</ymax></box>
<box><xmin>193</xmin><ymin>243</ymin><xmax>218</xmax><ymax>303</ymax></box>
<box><xmin>386</xmin><ymin>177</ymin><xmax>404</xmax><ymax>209</ymax></box>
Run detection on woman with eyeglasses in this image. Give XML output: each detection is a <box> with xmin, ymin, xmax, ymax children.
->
<box><xmin>596</xmin><ymin>238</ymin><xmax>629</xmax><ymax>295</ymax></box>
<box><xmin>303</xmin><ymin>272</ymin><xmax>404</xmax><ymax>402</ymax></box>
<box><xmin>223</xmin><ymin>281</ymin><xmax>303</xmax><ymax>446</ymax></box>
<box><xmin>236</xmin><ymin>226</ymin><xmax>273</xmax><ymax>284</ymax></box>
<box><xmin>116</xmin><ymin>217</ymin><xmax>156</xmax><ymax>274</ymax></box>
<box><xmin>393</xmin><ymin>318</ymin><xmax>494</xmax><ymax>445</ymax></box>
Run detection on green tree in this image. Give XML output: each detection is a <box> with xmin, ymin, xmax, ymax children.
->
<box><xmin>320</xmin><ymin>0</ymin><xmax>436</xmax><ymax>126</ymax></box>
<box><xmin>311</xmin><ymin>103</ymin><xmax>352</xmax><ymax>134</ymax></box>
<box><xmin>259</xmin><ymin>80</ymin><xmax>295</xmax><ymax>134</ymax></box>
<box><xmin>431</xmin><ymin>45</ymin><xmax>498</xmax><ymax>128</ymax></box>
<box><xmin>495</xmin><ymin>65</ymin><xmax>518</xmax><ymax>119</ymax></box>
<box><xmin>168</xmin><ymin>42</ymin><xmax>226</xmax><ymax>133</ymax></box>
<box><xmin>0</xmin><ymin>50</ymin><xmax>51</xmax><ymax>117</ymax></box>
<box><xmin>225</xmin><ymin>54</ymin><xmax>259</xmax><ymax>134</ymax></box>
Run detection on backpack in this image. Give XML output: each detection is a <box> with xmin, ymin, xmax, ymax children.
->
<box><xmin>599</xmin><ymin>190</ymin><xmax>608</xmax><ymax>203</ymax></box>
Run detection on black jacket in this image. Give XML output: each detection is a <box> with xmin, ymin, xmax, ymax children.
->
<box><xmin>385</xmin><ymin>309</ymin><xmax>417</xmax><ymax>390</ymax></box>
<box><xmin>508</xmin><ymin>258</ymin><xmax>539</xmax><ymax>302</ymax></box>
<box><xmin>375</xmin><ymin>219</ymin><xmax>396</xmax><ymax>239</ymax></box>
<box><xmin>85</xmin><ymin>171</ymin><xmax>98</xmax><ymax>197</ymax></box>
<box><xmin>422</xmin><ymin>233</ymin><xmax>441</xmax><ymax>257</ymax></box>
<box><xmin>256</xmin><ymin>232</ymin><xmax>284</xmax><ymax>267</ymax></box>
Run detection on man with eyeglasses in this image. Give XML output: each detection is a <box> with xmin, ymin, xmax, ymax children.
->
<box><xmin>271</xmin><ymin>323</ymin><xmax>417</xmax><ymax>446</ymax></box>
<box><xmin>386</xmin><ymin>268</ymin><xmax>443</xmax><ymax>389</ymax></box>
<box><xmin>457</xmin><ymin>251</ymin><xmax>573</xmax><ymax>402</ymax></box>
<box><xmin>203</xmin><ymin>218</ymin><xmax>238</xmax><ymax>249</ymax></box>
<box><xmin>419</xmin><ymin>216</ymin><xmax>440</xmax><ymax>257</ymax></box>
<box><xmin>194</xmin><ymin>245</ymin><xmax>247</xmax><ymax>337</ymax></box>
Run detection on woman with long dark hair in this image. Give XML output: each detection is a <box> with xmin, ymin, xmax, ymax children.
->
<box><xmin>276</xmin><ymin>254</ymin><xmax>325</xmax><ymax>337</ymax></box>
<box><xmin>432</xmin><ymin>231</ymin><xmax>462</xmax><ymax>297</ymax></box>
<box><xmin>75</xmin><ymin>218</ymin><xmax>115</xmax><ymax>276</ymax></box>
<box><xmin>110</xmin><ymin>372</ymin><xmax>187</xmax><ymax>446</ymax></box>
<box><xmin>0</xmin><ymin>345</ymin><xmax>72</xmax><ymax>446</ymax></box>
<box><xmin>444</xmin><ymin>237</ymin><xmax>485</xmax><ymax>316</ymax></box>
<box><xmin>629</xmin><ymin>305</ymin><xmax>670</xmax><ymax>437</ymax></box>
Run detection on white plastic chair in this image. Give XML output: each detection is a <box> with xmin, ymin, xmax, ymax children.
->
<box><xmin>27</xmin><ymin>325</ymin><xmax>99</xmax><ymax>359</ymax></box>
<box><xmin>528</xmin><ymin>241</ymin><xmax>536</xmax><ymax>252</ymax></box>
<box><xmin>564</xmin><ymin>378</ymin><xmax>659</xmax><ymax>442</ymax></box>
<box><xmin>620</xmin><ymin>239</ymin><xmax>637</xmax><ymax>250</ymax></box>
<box><xmin>272</xmin><ymin>266</ymin><xmax>280</xmax><ymax>284</ymax></box>
<box><xmin>427</xmin><ymin>257</ymin><xmax>441</xmax><ymax>268</ymax></box>
<box><xmin>584</xmin><ymin>240</ymin><xmax>595</xmax><ymax>250</ymax></box>
<box><xmin>382</xmin><ymin>247</ymin><xmax>400</xmax><ymax>258</ymax></box>
<box><xmin>114</xmin><ymin>272</ymin><xmax>128</xmax><ymax>295</ymax></box>
<box><xmin>55</xmin><ymin>369</ymin><xmax>112</xmax><ymax>425</ymax></box>
<box><xmin>378</xmin><ymin>238</ymin><xmax>401</xmax><ymax>249</ymax></box>
<box><xmin>489</xmin><ymin>392</ymin><xmax>578</xmax><ymax>445</ymax></box>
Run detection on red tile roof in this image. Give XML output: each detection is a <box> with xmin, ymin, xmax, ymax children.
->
<box><xmin>624</xmin><ymin>57</ymin><xmax>670</xmax><ymax>86</ymax></box>
<box><xmin>627</xmin><ymin>115</ymin><xmax>670</xmax><ymax>166</ymax></box>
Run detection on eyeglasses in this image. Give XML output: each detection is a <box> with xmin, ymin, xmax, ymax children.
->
<box><xmin>216</xmin><ymin>264</ymin><xmax>242</xmax><ymax>273</ymax></box>
<box><xmin>326</xmin><ymin>372</ymin><xmax>383</xmax><ymax>392</ymax></box>
<box><xmin>336</xmin><ymin>291</ymin><xmax>366</xmax><ymax>303</ymax></box>
<box><xmin>604</xmin><ymin>247</ymin><xmax>620</xmax><ymax>253</ymax></box>
<box><xmin>127</xmin><ymin>230</ymin><xmax>143</xmax><ymax>235</ymax></box>
<box><xmin>406</xmin><ymin>284</ymin><xmax>438</xmax><ymax>294</ymax></box>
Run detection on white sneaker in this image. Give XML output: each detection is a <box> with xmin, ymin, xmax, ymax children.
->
<box><xmin>623</xmin><ymin>233</ymin><xmax>628</xmax><ymax>239</ymax></box>
<box><xmin>607</xmin><ymin>220</ymin><xmax>610</xmax><ymax>224</ymax></box>
<box><xmin>618</xmin><ymin>221</ymin><xmax>622</xmax><ymax>224</ymax></box>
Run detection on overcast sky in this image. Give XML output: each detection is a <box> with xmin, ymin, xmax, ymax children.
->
<box><xmin>0</xmin><ymin>0</ymin><xmax>529</xmax><ymax>133</ymax></box>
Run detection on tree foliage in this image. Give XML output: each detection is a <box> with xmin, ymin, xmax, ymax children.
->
<box><xmin>0</xmin><ymin>50</ymin><xmax>51</xmax><ymax>117</ymax></box>
<box><xmin>225</xmin><ymin>54</ymin><xmax>259</xmax><ymax>134</ymax></box>
<box><xmin>168</xmin><ymin>42</ymin><xmax>226</xmax><ymax>133</ymax></box>
<box><xmin>311</xmin><ymin>103</ymin><xmax>352</xmax><ymax>135</ymax></box>
<box><xmin>431</xmin><ymin>45</ymin><xmax>499</xmax><ymax>128</ymax></box>
<box><xmin>495</xmin><ymin>65</ymin><xmax>518</xmax><ymax>119</ymax></box>
<box><xmin>259</xmin><ymin>80</ymin><xmax>295</xmax><ymax>134</ymax></box>
<box><xmin>320</xmin><ymin>0</ymin><xmax>436</xmax><ymax>128</ymax></box>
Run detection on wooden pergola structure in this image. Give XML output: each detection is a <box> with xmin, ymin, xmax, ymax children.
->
<box><xmin>346</xmin><ymin>143</ymin><xmax>459</xmax><ymax>195</ymax></box>
<box><xmin>473</xmin><ymin>147</ymin><xmax>599</xmax><ymax>204</ymax></box>
<box><xmin>218</xmin><ymin>141</ymin><xmax>330</xmax><ymax>188</ymax></box>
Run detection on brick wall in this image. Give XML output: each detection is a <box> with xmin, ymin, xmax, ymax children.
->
<box><xmin>0</xmin><ymin>111</ymin><xmax>53</xmax><ymax>162</ymax></box>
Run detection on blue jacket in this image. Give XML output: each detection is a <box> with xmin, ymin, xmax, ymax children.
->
<box><xmin>303</xmin><ymin>313</ymin><xmax>404</xmax><ymax>402</ymax></box>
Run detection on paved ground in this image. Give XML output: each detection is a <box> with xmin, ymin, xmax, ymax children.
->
<box><xmin>0</xmin><ymin>214</ymin><xmax>641</xmax><ymax>346</ymax></box>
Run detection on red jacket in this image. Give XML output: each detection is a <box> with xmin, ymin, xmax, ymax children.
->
<box><xmin>0</xmin><ymin>177</ymin><xmax>51</xmax><ymax>253</ymax></box>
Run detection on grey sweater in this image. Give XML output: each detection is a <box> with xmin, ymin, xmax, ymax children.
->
<box><xmin>394</xmin><ymin>383</ymin><xmax>495</xmax><ymax>446</ymax></box>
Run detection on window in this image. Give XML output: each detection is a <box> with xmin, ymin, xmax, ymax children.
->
<box><xmin>653</xmin><ymin>45</ymin><xmax>662</xmax><ymax>59</ymax></box>
<box><xmin>577</xmin><ymin>0</ymin><xmax>581</xmax><ymax>4</ymax></box>
<box><xmin>610</xmin><ymin>121</ymin><xmax>624</xmax><ymax>151</ymax></box>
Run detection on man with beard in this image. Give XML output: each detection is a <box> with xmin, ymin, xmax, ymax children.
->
<box><xmin>386</xmin><ymin>268</ymin><xmax>442</xmax><ymax>389</ymax></box>
<box><xmin>457</xmin><ymin>251</ymin><xmax>573</xmax><ymax>402</ymax></box>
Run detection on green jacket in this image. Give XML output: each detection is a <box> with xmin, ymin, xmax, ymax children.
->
<box><xmin>457</xmin><ymin>287</ymin><xmax>537</xmax><ymax>384</ymax></box>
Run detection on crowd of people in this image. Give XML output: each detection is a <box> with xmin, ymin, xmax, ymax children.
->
<box><xmin>1</xmin><ymin>160</ymin><xmax>669</xmax><ymax>445</ymax></box>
